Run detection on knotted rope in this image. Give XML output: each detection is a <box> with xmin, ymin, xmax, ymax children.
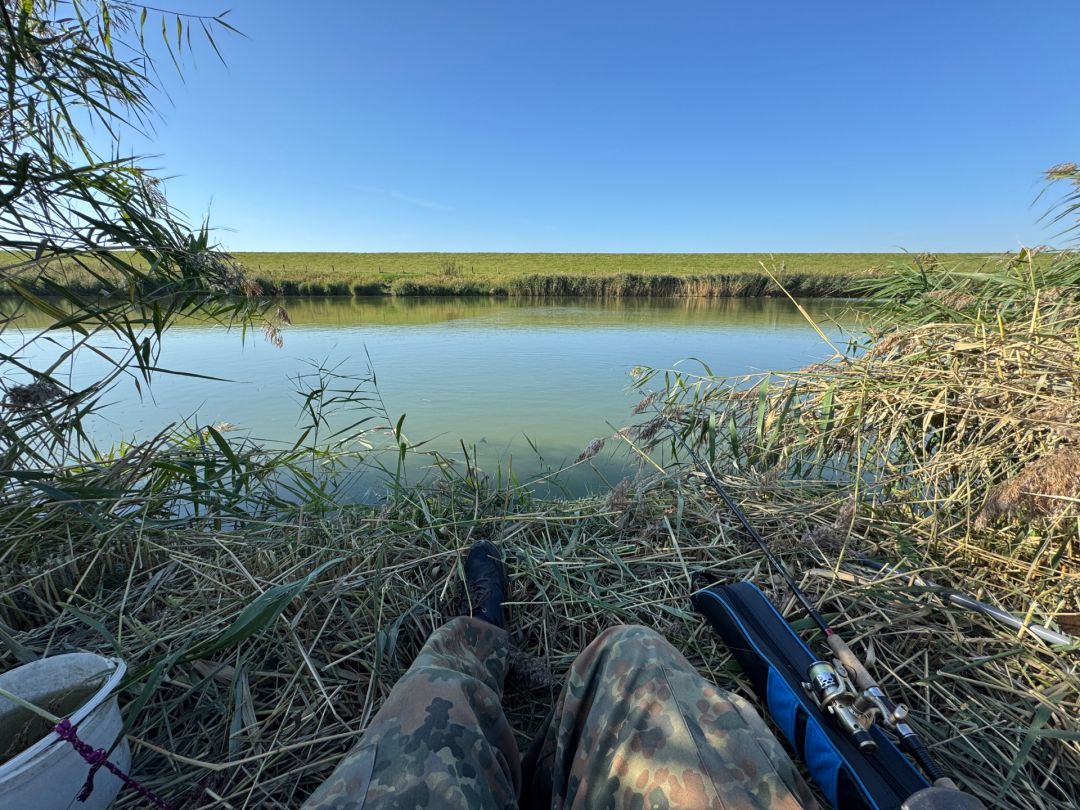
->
<box><xmin>53</xmin><ymin>719</ymin><xmax>174</xmax><ymax>810</ymax></box>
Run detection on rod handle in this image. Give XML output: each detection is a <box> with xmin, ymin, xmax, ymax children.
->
<box><xmin>901</xmin><ymin>728</ymin><xmax>948</xmax><ymax>783</ymax></box>
<box><xmin>826</xmin><ymin>632</ymin><xmax>877</xmax><ymax>691</ymax></box>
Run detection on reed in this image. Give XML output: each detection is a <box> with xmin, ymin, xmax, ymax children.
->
<box><xmin>622</xmin><ymin>246</ymin><xmax>1080</xmax><ymax>807</ymax></box>
<box><xmin>8</xmin><ymin>252</ymin><xmax>1008</xmax><ymax>299</ymax></box>
<box><xmin>241</xmin><ymin>252</ymin><xmax>999</xmax><ymax>298</ymax></box>
<box><xmin>0</xmin><ymin>443</ymin><xmax>1075</xmax><ymax>807</ymax></box>
<box><xmin>1</xmin><ymin>242</ymin><xmax>1078</xmax><ymax>805</ymax></box>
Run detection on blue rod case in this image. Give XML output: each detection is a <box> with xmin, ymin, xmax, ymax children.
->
<box><xmin>693</xmin><ymin>581</ymin><xmax>930</xmax><ymax>809</ymax></box>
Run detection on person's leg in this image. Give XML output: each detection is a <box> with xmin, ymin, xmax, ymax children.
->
<box><xmin>304</xmin><ymin>543</ymin><xmax>519</xmax><ymax>810</ymax></box>
<box><xmin>522</xmin><ymin>625</ymin><xmax>819</xmax><ymax>810</ymax></box>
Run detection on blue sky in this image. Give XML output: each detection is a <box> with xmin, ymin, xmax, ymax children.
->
<box><xmin>142</xmin><ymin>1</ymin><xmax>1080</xmax><ymax>252</ymax></box>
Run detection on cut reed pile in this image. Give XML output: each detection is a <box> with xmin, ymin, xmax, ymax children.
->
<box><xmin>0</xmin><ymin>466</ymin><xmax>1074</xmax><ymax>808</ymax></box>
<box><xmin>0</xmin><ymin>250</ymin><xmax>1078</xmax><ymax>808</ymax></box>
<box><xmin>638</xmin><ymin>312</ymin><xmax>1080</xmax><ymax>621</ymax></box>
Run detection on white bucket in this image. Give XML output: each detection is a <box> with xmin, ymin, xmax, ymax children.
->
<box><xmin>0</xmin><ymin>653</ymin><xmax>131</xmax><ymax>810</ymax></box>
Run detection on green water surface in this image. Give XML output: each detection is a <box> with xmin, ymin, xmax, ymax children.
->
<box><xmin>6</xmin><ymin>296</ymin><xmax>862</xmax><ymax>498</ymax></box>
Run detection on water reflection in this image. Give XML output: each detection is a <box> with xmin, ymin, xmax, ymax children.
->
<box><xmin>2</xmin><ymin>296</ymin><xmax>864</xmax><ymax>499</ymax></box>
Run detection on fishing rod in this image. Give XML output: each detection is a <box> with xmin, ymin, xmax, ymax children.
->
<box><xmin>671</xmin><ymin>424</ymin><xmax>958</xmax><ymax>790</ymax></box>
<box><xmin>854</xmin><ymin>555</ymin><xmax>1078</xmax><ymax>649</ymax></box>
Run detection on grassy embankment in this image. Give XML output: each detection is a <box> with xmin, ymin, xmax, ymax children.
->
<box><xmin>11</xmin><ymin>251</ymin><xmax>1006</xmax><ymax>297</ymax></box>
<box><xmin>237</xmin><ymin>251</ymin><xmax>995</xmax><ymax>297</ymax></box>
<box><xmin>10</xmin><ymin>252</ymin><xmax>1000</xmax><ymax>298</ymax></box>
<box><xmin>0</xmin><ymin>250</ymin><xmax>1077</xmax><ymax>807</ymax></box>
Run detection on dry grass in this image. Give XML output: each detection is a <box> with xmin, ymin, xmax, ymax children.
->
<box><xmin>979</xmin><ymin>449</ymin><xmax>1080</xmax><ymax>526</ymax></box>
<box><xmin>0</xmin><ymin>464</ymin><xmax>1075</xmax><ymax>807</ymax></box>
<box><xmin>639</xmin><ymin>309</ymin><xmax>1080</xmax><ymax>603</ymax></box>
<box><xmin>621</xmin><ymin>274</ymin><xmax>1080</xmax><ymax>806</ymax></box>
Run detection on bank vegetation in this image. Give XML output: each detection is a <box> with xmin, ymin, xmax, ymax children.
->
<box><xmin>7</xmin><ymin>251</ymin><xmax>1006</xmax><ymax>298</ymax></box>
<box><xmin>0</xmin><ymin>233</ymin><xmax>1077</xmax><ymax>807</ymax></box>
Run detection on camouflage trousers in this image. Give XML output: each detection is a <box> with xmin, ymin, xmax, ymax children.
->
<box><xmin>303</xmin><ymin>618</ymin><xmax>818</xmax><ymax>809</ymax></box>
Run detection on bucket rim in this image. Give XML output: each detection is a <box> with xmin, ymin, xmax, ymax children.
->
<box><xmin>0</xmin><ymin>653</ymin><xmax>127</xmax><ymax>777</ymax></box>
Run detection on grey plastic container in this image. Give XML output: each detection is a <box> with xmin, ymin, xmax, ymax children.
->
<box><xmin>0</xmin><ymin>653</ymin><xmax>130</xmax><ymax>809</ymax></box>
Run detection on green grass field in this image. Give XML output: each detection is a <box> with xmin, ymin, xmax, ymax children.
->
<box><xmin>235</xmin><ymin>252</ymin><xmax>997</xmax><ymax>297</ymax></box>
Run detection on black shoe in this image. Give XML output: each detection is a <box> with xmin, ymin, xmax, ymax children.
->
<box><xmin>459</xmin><ymin>540</ymin><xmax>508</xmax><ymax>630</ymax></box>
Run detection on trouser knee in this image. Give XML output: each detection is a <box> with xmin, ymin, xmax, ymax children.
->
<box><xmin>581</xmin><ymin>623</ymin><xmax>691</xmax><ymax>674</ymax></box>
<box><xmin>593</xmin><ymin>623</ymin><xmax>667</xmax><ymax>648</ymax></box>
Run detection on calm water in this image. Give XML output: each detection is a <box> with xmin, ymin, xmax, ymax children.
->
<box><xmin>7</xmin><ymin>297</ymin><xmax>860</xmax><ymax>498</ymax></box>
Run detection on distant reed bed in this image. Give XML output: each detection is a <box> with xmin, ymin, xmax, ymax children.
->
<box><xmin>240</xmin><ymin>251</ymin><xmax>998</xmax><ymax>298</ymax></box>
<box><xmin>7</xmin><ymin>251</ymin><xmax>1007</xmax><ymax>298</ymax></box>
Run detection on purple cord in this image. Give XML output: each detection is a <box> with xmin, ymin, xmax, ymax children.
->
<box><xmin>53</xmin><ymin>719</ymin><xmax>174</xmax><ymax>810</ymax></box>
